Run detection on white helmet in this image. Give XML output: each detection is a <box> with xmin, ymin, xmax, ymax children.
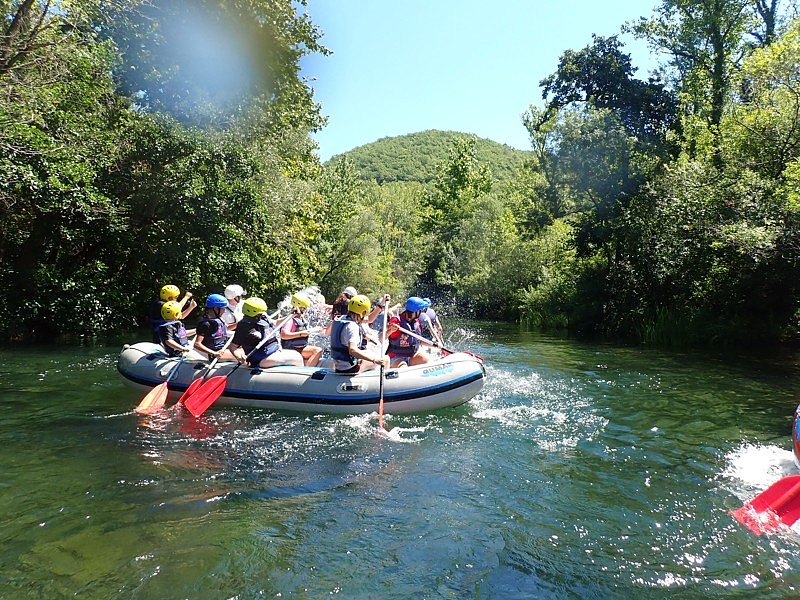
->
<box><xmin>224</xmin><ymin>284</ymin><xmax>246</xmax><ymax>300</ymax></box>
<box><xmin>343</xmin><ymin>286</ymin><xmax>358</xmax><ymax>297</ymax></box>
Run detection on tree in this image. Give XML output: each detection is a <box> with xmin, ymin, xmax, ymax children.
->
<box><xmin>539</xmin><ymin>35</ymin><xmax>679</xmax><ymax>154</ymax></box>
<box><xmin>0</xmin><ymin>0</ymin><xmax>332</xmax><ymax>340</ymax></box>
<box><xmin>421</xmin><ymin>136</ymin><xmax>492</xmax><ymax>243</ymax></box>
<box><xmin>725</xmin><ymin>16</ymin><xmax>800</xmax><ymax>178</ymax></box>
<box><xmin>628</xmin><ymin>0</ymin><xmax>752</xmax><ymax>136</ymax></box>
<box><xmin>102</xmin><ymin>0</ymin><xmax>327</xmax><ymax>128</ymax></box>
<box><xmin>522</xmin><ymin>105</ymin><xmax>639</xmax><ymax>257</ymax></box>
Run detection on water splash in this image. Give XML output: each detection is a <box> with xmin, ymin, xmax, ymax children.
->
<box><xmin>722</xmin><ymin>442</ymin><xmax>796</xmax><ymax>491</ymax></box>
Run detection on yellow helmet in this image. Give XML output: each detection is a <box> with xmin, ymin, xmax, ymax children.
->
<box><xmin>242</xmin><ymin>297</ymin><xmax>268</xmax><ymax>318</ymax></box>
<box><xmin>161</xmin><ymin>300</ymin><xmax>182</xmax><ymax>320</ymax></box>
<box><xmin>160</xmin><ymin>284</ymin><xmax>180</xmax><ymax>301</ymax></box>
<box><xmin>291</xmin><ymin>293</ymin><xmax>312</xmax><ymax>309</ymax></box>
<box><xmin>348</xmin><ymin>294</ymin><xmax>371</xmax><ymax>318</ymax></box>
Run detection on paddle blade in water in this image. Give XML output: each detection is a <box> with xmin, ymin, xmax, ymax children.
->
<box><xmin>183</xmin><ymin>376</ymin><xmax>227</xmax><ymax>417</ymax></box>
<box><xmin>732</xmin><ymin>474</ymin><xmax>800</xmax><ymax>535</ymax></box>
<box><xmin>177</xmin><ymin>377</ymin><xmax>205</xmax><ymax>405</ymax></box>
<box><xmin>134</xmin><ymin>382</ymin><xmax>168</xmax><ymax>415</ymax></box>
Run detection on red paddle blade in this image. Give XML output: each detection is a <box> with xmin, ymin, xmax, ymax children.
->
<box><xmin>732</xmin><ymin>475</ymin><xmax>800</xmax><ymax>535</ymax></box>
<box><xmin>177</xmin><ymin>377</ymin><xmax>205</xmax><ymax>405</ymax></box>
<box><xmin>183</xmin><ymin>375</ymin><xmax>227</xmax><ymax>417</ymax></box>
<box><xmin>134</xmin><ymin>382</ymin><xmax>169</xmax><ymax>415</ymax></box>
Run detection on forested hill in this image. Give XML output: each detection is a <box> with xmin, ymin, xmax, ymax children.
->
<box><xmin>326</xmin><ymin>130</ymin><xmax>532</xmax><ymax>183</ymax></box>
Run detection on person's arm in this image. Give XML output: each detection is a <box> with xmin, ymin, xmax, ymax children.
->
<box><xmin>163</xmin><ymin>325</ymin><xmax>189</xmax><ymax>353</ymax></box>
<box><xmin>280</xmin><ymin>318</ymin><xmax>305</xmax><ymax>340</ymax></box>
<box><xmin>228</xmin><ymin>329</ymin><xmax>247</xmax><ymax>363</ymax></box>
<box><xmin>164</xmin><ymin>338</ymin><xmax>187</xmax><ymax>353</ymax></box>
<box><xmin>367</xmin><ymin>294</ymin><xmax>391</xmax><ymax>324</ymax></box>
<box><xmin>193</xmin><ymin>336</ymin><xmax>221</xmax><ymax>358</ymax></box>
<box><xmin>229</xmin><ymin>344</ymin><xmax>247</xmax><ymax>364</ymax></box>
<box><xmin>386</xmin><ymin>316</ymin><xmax>401</xmax><ymax>339</ymax></box>
<box><xmin>180</xmin><ymin>295</ymin><xmax>198</xmax><ymax>319</ymax></box>
<box><xmin>348</xmin><ymin>340</ymin><xmax>388</xmax><ymax>367</ymax></box>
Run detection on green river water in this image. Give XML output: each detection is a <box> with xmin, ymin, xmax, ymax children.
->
<box><xmin>2</xmin><ymin>321</ymin><xmax>800</xmax><ymax>598</ymax></box>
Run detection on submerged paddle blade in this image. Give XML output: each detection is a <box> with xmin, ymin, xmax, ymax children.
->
<box><xmin>134</xmin><ymin>382</ymin><xmax>169</xmax><ymax>415</ymax></box>
<box><xmin>177</xmin><ymin>377</ymin><xmax>205</xmax><ymax>405</ymax></box>
<box><xmin>183</xmin><ymin>376</ymin><xmax>227</xmax><ymax>417</ymax></box>
<box><xmin>732</xmin><ymin>475</ymin><xmax>800</xmax><ymax>535</ymax></box>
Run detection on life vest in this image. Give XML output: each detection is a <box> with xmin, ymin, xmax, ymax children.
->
<box><xmin>281</xmin><ymin>315</ymin><xmax>309</xmax><ymax>350</ymax></box>
<box><xmin>221</xmin><ymin>305</ymin><xmax>237</xmax><ymax>326</ymax></box>
<box><xmin>388</xmin><ymin>313</ymin><xmax>421</xmax><ymax>356</ymax></box>
<box><xmin>197</xmin><ymin>317</ymin><xmax>227</xmax><ymax>351</ymax></box>
<box><xmin>240</xmin><ymin>316</ymin><xmax>280</xmax><ymax>366</ymax></box>
<box><xmin>158</xmin><ymin>320</ymin><xmax>189</xmax><ymax>356</ymax></box>
<box><xmin>419</xmin><ymin>312</ymin><xmax>436</xmax><ymax>342</ymax></box>
<box><xmin>330</xmin><ymin>315</ymin><xmax>367</xmax><ymax>366</ymax></box>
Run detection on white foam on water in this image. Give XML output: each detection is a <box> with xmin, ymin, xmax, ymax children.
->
<box><xmin>473</xmin><ymin>367</ymin><xmax>542</xmax><ymax>406</ymax></box>
<box><xmin>473</xmin><ymin>403</ymin><xmax>562</xmax><ymax>427</ymax></box>
<box><xmin>722</xmin><ymin>442</ymin><xmax>795</xmax><ymax>490</ymax></box>
<box><xmin>720</xmin><ymin>442</ymin><xmax>800</xmax><ymax>535</ymax></box>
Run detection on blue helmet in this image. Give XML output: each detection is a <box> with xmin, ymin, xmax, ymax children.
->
<box><xmin>405</xmin><ymin>296</ymin><xmax>427</xmax><ymax>313</ymax></box>
<box><xmin>205</xmin><ymin>293</ymin><xmax>228</xmax><ymax>309</ymax></box>
<box><xmin>422</xmin><ymin>297</ymin><xmax>432</xmax><ymax>308</ymax></box>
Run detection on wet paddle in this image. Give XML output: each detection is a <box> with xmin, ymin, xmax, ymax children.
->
<box><xmin>134</xmin><ymin>351</ymin><xmax>187</xmax><ymax>415</ymax></box>
<box><xmin>394</xmin><ymin>325</ymin><xmax>454</xmax><ymax>355</ymax></box>
<box><xmin>184</xmin><ymin>333</ymin><xmax>274</xmax><ymax>418</ymax></box>
<box><xmin>177</xmin><ymin>334</ymin><xmax>235</xmax><ymax>405</ymax></box>
<box><xmin>732</xmin><ymin>474</ymin><xmax>800</xmax><ymax>534</ymax></box>
<box><xmin>394</xmin><ymin>325</ymin><xmax>484</xmax><ymax>362</ymax></box>
<box><xmin>378</xmin><ymin>296</ymin><xmax>389</xmax><ymax>429</ymax></box>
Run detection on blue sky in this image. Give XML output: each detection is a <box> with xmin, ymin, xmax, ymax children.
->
<box><xmin>300</xmin><ymin>1</ymin><xmax>662</xmax><ymax>162</ymax></box>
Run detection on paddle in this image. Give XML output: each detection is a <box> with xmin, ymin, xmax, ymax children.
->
<box><xmin>183</xmin><ymin>331</ymin><xmax>275</xmax><ymax>418</ymax></box>
<box><xmin>394</xmin><ymin>325</ymin><xmax>455</xmax><ymax>355</ymax></box>
<box><xmin>732</xmin><ymin>474</ymin><xmax>800</xmax><ymax>535</ymax></box>
<box><xmin>134</xmin><ymin>350</ymin><xmax>188</xmax><ymax>415</ymax></box>
<box><xmin>177</xmin><ymin>333</ymin><xmax>236</xmax><ymax>405</ymax></box>
<box><xmin>378</xmin><ymin>296</ymin><xmax>389</xmax><ymax>429</ymax></box>
<box><xmin>394</xmin><ymin>325</ymin><xmax>485</xmax><ymax>361</ymax></box>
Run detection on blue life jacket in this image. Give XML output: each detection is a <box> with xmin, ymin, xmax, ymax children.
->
<box><xmin>158</xmin><ymin>320</ymin><xmax>189</xmax><ymax>356</ymax></box>
<box><xmin>197</xmin><ymin>317</ymin><xmax>228</xmax><ymax>351</ymax></box>
<box><xmin>388</xmin><ymin>314</ymin><xmax>421</xmax><ymax>356</ymax></box>
<box><xmin>330</xmin><ymin>316</ymin><xmax>366</xmax><ymax>366</ymax></box>
<box><xmin>243</xmin><ymin>316</ymin><xmax>280</xmax><ymax>366</ymax></box>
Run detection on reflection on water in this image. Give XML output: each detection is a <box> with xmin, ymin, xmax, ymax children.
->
<box><xmin>2</xmin><ymin>325</ymin><xmax>800</xmax><ymax>597</ymax></box>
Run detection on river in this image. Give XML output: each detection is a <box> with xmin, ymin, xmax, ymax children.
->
<box><xmin>2</xmin><ymin>321</ymin><xmax>800</xmax><ymax>598</ymax></box>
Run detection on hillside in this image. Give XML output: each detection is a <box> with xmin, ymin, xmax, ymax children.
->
<box><xmin>326</xmin><ymin>130</ymin><xmax>532</xmax><ymax>184</ymax></box>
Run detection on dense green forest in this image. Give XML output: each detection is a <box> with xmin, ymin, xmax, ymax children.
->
<box><xmin>2</xmin><ymin>0</ymin><xmax>800</xmax><ymax>347</ymax></box>
<box><xmin>327</xmin><ymin>130</ymin><xmax>531</xmax><ymax>184</ymax></box>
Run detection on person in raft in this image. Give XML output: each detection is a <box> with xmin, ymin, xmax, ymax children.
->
<box><xmin>332</xmin><ymin>286</ymin><xmax>358</xmax><ymax>319</ymax></box>
<box><xmin>330</xmin><ymin>294</ymin><xmax>390</xmax><ymax>374</ymax></box>
<box><xmin>325</xmin><ymin>286</ymin><xmax>359</xmax><ymax>336</ymax></box>
<box><xmin>280</xmin><ymin>293</ymin><xmax>323</xmax><ymax>367</ymax></box>
<box><xmin>193</xmin><ymin>294</ymin><xmax>237</xmax><ymax>361</ymax></box>
<box><xmin>229</xmin><ymin>297</ymin><xmax>304</xmax><ymax>368</ymax></box>
<box><xmin>419</xmin><ymin>297</ymin><xmax>444</xmax><ymax>344</ymax></box>
<box><xmin>148</xmin><ymin>284</ymin><xmax>197</xmax><ymax>342</ymax></box>
<box><xmin>385</xmin><ymin>296</ymin><xmax>441</xmax><ymax>367</ymax></box>
<box><xmin>221</xmin><ymin>283</ymin><xmax>246</xmax><ymax>331</ymax></box>
<box><xmin>158</xmin><ymin>300</ymin><xmax>196</xmax><ymax>357</ymax></box>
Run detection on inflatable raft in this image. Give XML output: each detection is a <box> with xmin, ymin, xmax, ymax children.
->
<box><xmin>118</xmin><ymin>342</ymin><xmax>486</xmax><ymax>415</ymax></box>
